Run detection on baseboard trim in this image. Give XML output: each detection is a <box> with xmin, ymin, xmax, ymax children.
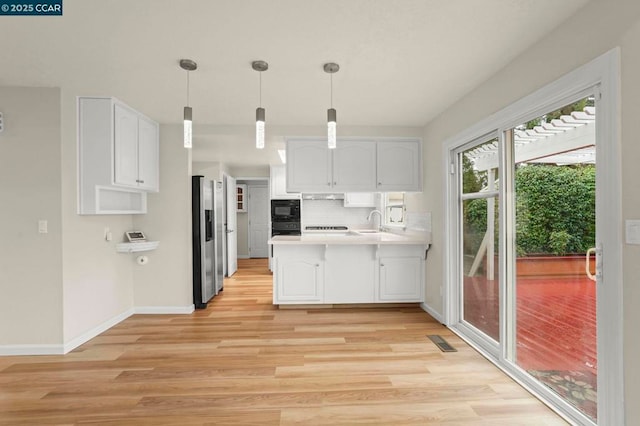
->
<box><xmin>420</xmin><ymin>302</ymin><xmax>444</xmax><ymax>324</ymax></box>
<box><xmin>63</xmin><ymin>308</ymin><xmax>135</xmax><ymax>354</ymax></box>
<box><xmin>237</xmin><ymin>255</ymin><xmax>250</xmax><ymax>259</ymax></box>
<box><xmin>0</xmin><ymin>344</ymin><xmax>65</xmax><ymax>356</ymax></box>
<box><xmin>1</xmin><ymin>305</ymin><xmax>196</xmax><ymax>357</ymax></box>
<box><xmin>134</xmin><ymin>305</ymin><xmax>195</xmax><ymax>314</ymax></box>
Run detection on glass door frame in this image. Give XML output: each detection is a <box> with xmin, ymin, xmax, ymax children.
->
<box><xmin>443</xmin><ymin>48</ymin><xmax>623</xmax><ymax>425</ymax></box>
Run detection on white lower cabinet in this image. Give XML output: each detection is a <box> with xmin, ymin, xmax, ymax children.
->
<box><xmin>324</xmin><ymin>245</ymin><xmax>376</xmax><ymax>303</ymax></box>
<box><xmin>273</xmin><ymin>243</ymin><xmax>425</xmax><ymax>305</ymax></box>
<box><xmin>274</xmin><ymin>246</ymin><xmax>324</xmax><ymax>303</ymax></box>
<box><xmin>378</xmin><ymin>256</ymin><xmax>423</xmax><ymax>302</ymax></box>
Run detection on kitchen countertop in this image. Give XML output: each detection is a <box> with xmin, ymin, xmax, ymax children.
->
<box><xmin>269</xmin><ymin>230</ymin><xmax>431</xmax><ymax>245</ymax></box>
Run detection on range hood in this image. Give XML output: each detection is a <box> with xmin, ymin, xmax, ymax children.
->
<box><xmin>301</xmin><ymin>193</ymin><xmax>345</xmax><ymax>200</ymax></box>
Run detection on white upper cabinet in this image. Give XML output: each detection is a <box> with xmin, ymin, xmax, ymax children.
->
<box><xmin>286</xmin><ymin>138</ymin><xmax>422</xmax><ymax>193</ymax></box>
<box><xmin>136</xmin><ymin>116</ymin><xmax>160</xmax><ymax>192</ymax></box>
<box><xmin>270</xmin><ymin>165</ymin><xmax>301</xmax><ymax>199</ymax></box>
<box><xmin>78</xmin><ymin>97</ymin><xmax>159</xmax><ymax>215</ymax></box>
<box><xmin>113</xmin><ymin>104</ymin><xmax>140</xmax><ymax>188</ymax></box>
<box><xmin>332</xmin><ymin>140</ymin><xmax>377</xmax><ymax>191</ymax></box>
<box><xmin>286</xmin><ymin>140</ymin><xmax>332</xmax><ymax>192</ymax></box>
<box><xmin>376</xmin><ymin>140</ymin><xmax>422</xmax><ymax>192</ymax></box>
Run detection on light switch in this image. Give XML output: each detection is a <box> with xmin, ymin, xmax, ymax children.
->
<box><xmin>38</xmin><ymin>220</ymin><xmax>48</xmax><ymax>234</ymax></box>
<box><xmin>625</xmin><ymin>220</ymin><xmax>640</xmax><ymax>245</ymax></box>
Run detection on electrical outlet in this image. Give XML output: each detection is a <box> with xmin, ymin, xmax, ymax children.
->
<box><xmin>38</xmin><ymin>220</ymin><xmax>48</xmax><ymax>234</ymax></box>
<box><xmin>104</xmin><ymin>227</ymin><xmax>112</xmax><ymax>241</ymax></box>
<box><xmin>0</xmin><ymin>112</ymin><xmax>4</xmax><ymax>133</ymax></box>
<box><xmin>626</xmin><ymin>220</ymin><xmax>640</xmax><ymax>245</ymax></box>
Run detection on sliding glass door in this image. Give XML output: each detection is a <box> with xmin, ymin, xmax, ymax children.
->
<box><xmin>458</xmin><ymin>137</ymin><xmax>500</xmax><ymax>343</ymax></box>
<box><xmin>509</xmin><ymin>97</ymin><xmax>597</xmax><ymax>422</ymax></box>
<box><xmin>452</xmin><ymin>95</ymin><xmax>601</xmax><ymax>424</ymax></box>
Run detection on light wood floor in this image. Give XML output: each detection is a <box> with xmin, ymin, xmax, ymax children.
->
<box><xmin>0</xmin><ymin>259</ymin><xmax>566</xmax><ymax>425</ymax></box>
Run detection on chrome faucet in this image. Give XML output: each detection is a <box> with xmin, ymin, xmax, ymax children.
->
<box><xmin>366</xmin><ymin>210</ymin><xmax>383</xmax><ymax>230</ymax></box>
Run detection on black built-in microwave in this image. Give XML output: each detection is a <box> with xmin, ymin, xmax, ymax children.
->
<box><xmin>271</xmin><ymin>199</ymin><xmax>301</xmax><ymax>222</ymax></box>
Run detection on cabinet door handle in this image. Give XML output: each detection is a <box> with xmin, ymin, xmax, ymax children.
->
<box><xmin>327</xmin><ymin>182</ymin><xmax>331</xmax><ymax>186</ymax></box>
<box><xmin>380</xmin><ymin>263</ymin><xmax>385</xmax><ymax>267</ymax></box>
<box><xmin>333</xmin><ymin>182</ymin><xmax>337</xmax><ymax>185</ymax></box>
<box><xmin>315</xmin><ymin>264</ymin><xmax>320</xmax><ymax>267</ymax></box>
<box><xmin>139</xmin><ymin>180</ymin><xmax>144</xmax><ymax>184</ymax></box>
<box><xmin>378</xmin><ymin>182</ymin><xmax>382</xmax><ymax>186</ymax></box>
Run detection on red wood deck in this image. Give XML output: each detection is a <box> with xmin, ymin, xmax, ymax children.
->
<box><xmin>463</xmin><ymin>275</ymin><xmax>597</xmax><ymax>375</ymax></box>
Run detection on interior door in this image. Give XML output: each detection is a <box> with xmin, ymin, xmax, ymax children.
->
<box><xmin>248</xmin><ymin>185</ymin><xmax>269</xmax><ymax>258</ymax></box>
<box><xmin>226</xmin><ymin>175</ymin><xmax>238</xmax><ymax>276</ymax></box>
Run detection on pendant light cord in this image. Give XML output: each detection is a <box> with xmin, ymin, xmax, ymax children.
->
<box><xmin>330</xmin><ymin>73</ymin><xmax>333</xmax><ymax>108</ymax></box>
<box><xmin>186</xmin><ymin>70</ymin><xmax>190</xmax><ymax>107</ymax></box>
<box><xmin>259</xmin><ymin>71</ymin><xmax>262</xmax><ymax>107</ymax></box>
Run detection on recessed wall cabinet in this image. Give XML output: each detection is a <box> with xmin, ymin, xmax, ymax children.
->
<box><xmin>286</xmin><ymin>138</ymin><xmax>421</xmax><ymax>193</ymax></box>
<box><xmin>236</xmin><ymin>184</ymin><xmax>247</xmax><ymax>212</ymax></box>
<box><xmin>78</xmin><ymin>97</ymin><xmax>159</xmax><ymax>215</ymax></box>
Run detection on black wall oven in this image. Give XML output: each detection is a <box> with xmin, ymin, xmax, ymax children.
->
<box><xmin>271</xmin><ymin>199</ymin><xmax>301</xmax><ymax>235</ymax></box>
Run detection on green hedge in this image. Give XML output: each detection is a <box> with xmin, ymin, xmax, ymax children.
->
<box><xmin>465</xmin><ymin>164</ymin><xmax>595</xmax><ymax>256</ymax></box>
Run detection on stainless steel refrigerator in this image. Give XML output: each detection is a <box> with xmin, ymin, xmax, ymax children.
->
<box><xmin>192</xmin><ymin>176</ymin><xmax>224</xmax><ymax>309</ymax></box>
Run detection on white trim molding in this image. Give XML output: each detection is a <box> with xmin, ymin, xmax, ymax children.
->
<box><xmin>63</xmin><ymin>308</ymin><xmax>135</xmax><ymax>354</ymax></box>
<box><xmin>0</xmin><ymin>344</ymin><xmax>65</xmax><ymax>356</ymax></box>
<box><xmin>134</xmin><ymin>305</ymin><xmax>195</xmax><ymax>315</ymax></box>
<box><xmin>1</xmin><ymin>305</ymin><xmax>196</xmax><ymax>356</ymax></box>
<box><xmin>442</xmin><ymin>47</ymin><xmax>623</xmax><ymax>426</ymax></box>
<box><xmin>420</xmin><ymin>302</ymin><xmax>444</xmax><ymax>324</ymax></box>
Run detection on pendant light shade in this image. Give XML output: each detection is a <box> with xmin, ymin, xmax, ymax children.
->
<box><xmin>179</xmin><ymin>59</ymin><xmax>197</xmax><ymax>149</ymax></box>
<box><xmin>256</xmin><ymin>107</ymin><xmax>265</xmax><ymax>149</ymax></box>
<box><xmin>327</xmin><ymin>108</ymin><xmax>337</xmax><ymax>149</ymax></box>
<box><xmin>183</xmin><ymin>106</ymin><xmax>193</xmax><ymax>149</ymax></box>
<box><xmin>324</xmin><ymin>62</ymin><xmax>339</xmax><ymax>149</ymax></box>
<box><xmin>252</xmin><ymin>60</ymin><xmax>268</xmax><ymax>149</ymax></box>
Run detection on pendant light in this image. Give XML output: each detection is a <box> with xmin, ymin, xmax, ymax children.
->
<box><xmin>252</xmin><ymin>60</ymin><xmax>268</xmax><ymax>149</ymax></box>
<box><xmin>324</xmin><ymin>62</ymin><xmax>339</xmax><ymax>149</ymax></box>
<box><xmin>180</xmin><ymin>59</ymin><xmax>197</xmax><ymax>149</ymax></box>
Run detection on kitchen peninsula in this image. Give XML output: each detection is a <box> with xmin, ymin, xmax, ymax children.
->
<box><xmin>269</xmin><ymin>230</ymin><xmax>431</xmax><ymax>305</ymax></box>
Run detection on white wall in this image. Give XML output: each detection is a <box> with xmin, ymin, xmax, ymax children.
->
<box><xmin>61</xmin><ymin>91</ymin><xmax>135</xmax><ymax>344</ymax></box>
<box><xmin>0</xmin><ymin>87</ymin><xmax>64</xmax><ymax>346</ymax></box>
<box><xmin>415</xmin><ymin>1</ymin><xmax>640</xmax><ymax>423</ymax></box>
<box><xmin>132</xmin><ymin>124</ymin><xmax>193</xmax><ymax>309</ymax></box>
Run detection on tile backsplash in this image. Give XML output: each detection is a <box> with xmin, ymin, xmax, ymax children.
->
<box><xmin>301</xmin><ymin>200</ymin><xmax>376</xmax><ymax>229</ymax></box>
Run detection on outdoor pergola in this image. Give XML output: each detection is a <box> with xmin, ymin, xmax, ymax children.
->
<box><xmin>465</xmin><ymin>106</ymin><xmax>596</xmax><ymax>279</ymax></box>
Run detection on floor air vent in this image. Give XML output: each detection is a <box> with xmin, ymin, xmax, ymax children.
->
<box><xmin>427</xmin><ymin>335</ymin><xmax>457</xmax><ymax>352</ymax></box>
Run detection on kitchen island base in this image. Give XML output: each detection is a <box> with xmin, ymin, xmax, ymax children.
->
<box><xmin>271</xmin><ymin>241</ymin><xmax>427</xmax><ymax>306</ymax></box>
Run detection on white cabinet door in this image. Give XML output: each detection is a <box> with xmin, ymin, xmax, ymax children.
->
<box><xmin>376</xmin><ymin>140</ymin><xmax>422</xmax><ymax>192</ymax></box>
<box><xmin>275</xmin><ymin>257</ymin><xmax>323</xmax><ymax>303</ymax></box>
<box><xmin>113</xmin><ymin>103</ymin><xmax>139</xmax><ymax>188</ymax></box>
<box><xmin>343</xmin><ymin>193</ymin><xmax>377</xmax><ymax>208</ymax></box>
<box><xmin>332</xmin><ymin>140</ymin><xmax>377</xmax><ymax>191</ymax></box>
<box><xmin>379</xmin><ymin>256</ymin><xmax>423</xmax><ymax>302</ymax></box>
<box><xmin>286</xmin><ymin>140</ymin><xmax>332</xmax><ymax>192</ymax></box>
<box><xmin>137</xmin><ymin>116</ymin><xmax>159</xmax><ymax>192</ymax></box>
<box><xmin>324</xmin><ymin>245</ymin><xmax>376</xmax><ymax>303</ymax></box>
<box><xmin>270</xmin><ymin>165</ymin><xmax>301</xmax><ymax>199</ymax></box>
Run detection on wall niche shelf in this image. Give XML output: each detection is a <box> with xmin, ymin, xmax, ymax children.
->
<box><xmin>116</xmin><ymin>241</ymin><xmax>160</xmax><ymax>253</ymax></box>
